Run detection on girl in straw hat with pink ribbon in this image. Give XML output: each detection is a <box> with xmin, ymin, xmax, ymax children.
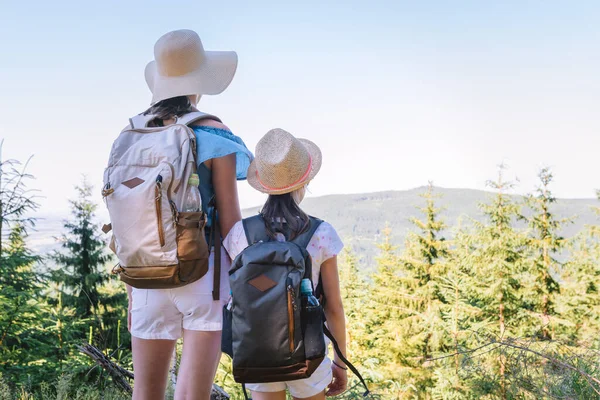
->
<box><xmin>224</xmin><ymin>129</ymin><xmax>349</xmax><ymax>399</ymax></box>
<box><xmin>126</xmin><ymin>29</ymin><xmax>252</xmax><ymax>400</ymax></box>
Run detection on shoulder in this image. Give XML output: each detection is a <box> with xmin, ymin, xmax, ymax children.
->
<box><xmin>307</xmin><ymin>221</ymin><xmax>344</xmax><ymax>266</ymax></box>
<box><xmin>191</xmin><ymin>118</ymin><xmax>231</xmax><ymax>132</ymax></box>
<box><xmin>312</xmin><ymin>221</ymin><xmax>339</xmax><ymax>240</ymax></box>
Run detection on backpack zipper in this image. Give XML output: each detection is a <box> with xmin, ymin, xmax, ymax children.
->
<box><xmin>287</xmin><ymin>282</ymin><xmax>296</xmax><ymax>354</ymax></box>
<box><xmin>155</xmin><ymin>175</ymin><xmax>165</xmax><ymax>247</ymax></box>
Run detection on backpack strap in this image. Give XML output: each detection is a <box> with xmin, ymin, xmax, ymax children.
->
<box><xmin>242</xmin><ymin>215</ymin><xmax>270</xmax><ymax>245</ymax></box>
<box><xmin>128</xmin><ymin>111</ymin><xmax>221</xmax><ymax>129</ymax></box>
<box><xmin>242</xmin><ymin>215</ymin><xmax>323</xmax><ymax>247</ymax></box>
<box><xmin>177</xmin><ymin>111</ymin><xmax>222</xmax><ymax>126</ymax></box>
<box><xmin>323</xmin><ymin>324</ymin><xmax>371</xmax><ymax>397</ymax></box>
<box><xmin>128</xmin><ymin>113</ymin><xmax>155</xmax><ymax>129</ymax></box>
<box><xmin>291</xmin><ymin>216</ymin><xmax>323</xmax><ymax>249</ymax></box>
<box><xmin>208</xmin><ymin>196</ymin><xmax>222</xmax><ymax>301</ymax></box>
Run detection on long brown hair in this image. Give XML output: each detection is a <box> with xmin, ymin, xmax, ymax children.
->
<box><xmin>143</xmin><ymin>96</ymin><xmax>194</xmax><ymax>126</ymax></box>
<box><xmin>260</xmin><ymin>193</ymin><xmax>309</xmax><ymax>241</ymax></box>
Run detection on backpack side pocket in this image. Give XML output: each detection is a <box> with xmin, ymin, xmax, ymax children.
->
<box><xmin>301</xmin><ymin>304</ymin><xmax>326</xmax><ymax>360</ymax></box>
<box><xmin>176</xmin><ymin>211</ymin><xmax>209</xmax><ymax>283</ymax></box>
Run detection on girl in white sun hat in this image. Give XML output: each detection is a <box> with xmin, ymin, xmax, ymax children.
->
<box><xmin>224</xmin><ymin>129</ymin><xmax>349</xmax><ymax>400</ymax></box>
<box><xmin>126</xmin><ymin>29</ymin><xmax>252</xmax><ymax>400</ymax></box>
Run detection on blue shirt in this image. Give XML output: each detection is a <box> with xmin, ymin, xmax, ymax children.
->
<box><xmin>192</xmin><ymin>126</ymin><xmax>253</xmax><ymax>239</ymax></box>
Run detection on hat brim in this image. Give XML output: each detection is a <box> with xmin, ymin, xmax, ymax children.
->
<box><xmin>247</xmin><ymin>139</ymin><xmax>322</xmax><ymax>195</ymax></box>
<box><xmin>145</xmin><ymin>50</ymin><xmax>238</xmax><ymax>105</ymax></box>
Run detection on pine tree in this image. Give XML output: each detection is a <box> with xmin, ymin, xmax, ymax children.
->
<box><xmin>50</xmin><ymin>178</ymin><xmax>126</xmax><ymax>358</ymax></box>
<box><xmin>521</xmin><ymin>168</ymin><xmax>571</xmax><ymax>339</ymax></box>
<box><xmin>366</xmin><ymin>225</ymin><xmax>404</xmax><ymax>397</ymax></box>
<box><xmin>0</xmin><ymin>145</ymin><xmax>46</xmax><ymax>384</ymax></box>
<box><xmin>453</xmin><ymin>165</ymin><xmax>530</xmax><ymax>397</ymax></box>
<box><xmin>52</xmin><ymin>179</ymin><xmax>113</xmax><ymax>318</ymax></box>
<box><xmin>0</xmin><ymin>225</ymin><xmax>44</xmax><ymax>383</ymax></box>
<box><xmin>390</xmin><ymin>184</ymin><xmax>450</xmax><ymax>394</ymax></box>
<box><xmin>559</xmin><ymin>189</ymin><xmax>600</xmax><ymax>345</ymax></box>
<box><xmin>338</xmin><ymin>248</ymin><xmax>390</xmax><ymax>398</ymax></box>
<box><xmin>339</xmin><ymin>249</ymin><xmax>369</xmax><ymax>360</ymax></box>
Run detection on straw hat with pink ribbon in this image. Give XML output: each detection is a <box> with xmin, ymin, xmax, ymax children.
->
<box><xmin>247</xmin><ymin>129</ymin><xmax>322</xmax><ymax>195</ymax></box>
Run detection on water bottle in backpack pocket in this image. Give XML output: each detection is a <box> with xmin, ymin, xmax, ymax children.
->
<box><xmin>300</xmin><ymin>278</ymin><xmax>326</xmax><ymax>360</ymax></box>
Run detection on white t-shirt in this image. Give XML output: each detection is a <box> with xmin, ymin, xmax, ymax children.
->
<box><xmin>223</xmin><ymin>220</ymin><xmax>344</xmax><ymax>284</ymax></box>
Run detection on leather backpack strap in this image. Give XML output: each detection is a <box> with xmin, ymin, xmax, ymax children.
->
<box><xmin>208</xmin><ymin>196</ymin><xmax>222</xmax><ymax>301</ymax></box>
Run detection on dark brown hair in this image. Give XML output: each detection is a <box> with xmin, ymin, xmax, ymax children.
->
<box><xmin>143</xmin><ymin>96</ymin><xmax>194</xmax><ymax>126</ymax></box>
<box><xmin>260</xmin><ymin>193</ymin><xmax>310</xmax><ymax>241</ymax></box>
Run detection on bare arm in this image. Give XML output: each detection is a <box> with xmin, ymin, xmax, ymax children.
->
<box><xmin>321</xmin><ymin>256</ymin><xmax>347</xmax><ymax>364</ymax></box>
<box><xmin>321</xmin><ymin>255</ymin><xmax>349</xmax><ymax>396</ymax></box>
<box><xmin>212</xmin><ymin>153</ymin><xmax>241</xmax><ymax>237</ymax></box>
<box><xmin>192</xmin><ymin>119</ymin><xmax>242</xmax><ymax>237</ymax></box>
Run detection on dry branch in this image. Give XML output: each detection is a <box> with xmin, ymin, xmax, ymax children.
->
<box><xmin>77</xmin><ymin>343</ymin><xmax>230</xmax><ymax>399</ymax></box>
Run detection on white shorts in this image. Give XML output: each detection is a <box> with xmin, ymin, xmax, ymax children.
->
<box><xmin>130</xmin><ymin>248</ymin><xmax>230</xmax><ymax>340</ymax></box>
<box><xmin>246</xmin><ymin>357</ymin><xmax>333</xmax><ymax>399</ymax></box>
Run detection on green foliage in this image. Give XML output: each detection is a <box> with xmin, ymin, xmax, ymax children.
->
<box><xmin>1</xmin><ymin>168</ymin><xmax>129</xmax><ymax>394</ymax></box>
<box><xmin>51</xmin><ymin>179</ymin><xmax>116</xmax><ymax>318</ymax></box>
<box><xmin>520</xmin><ymin>168</ymin><xmax>571</xmax><ymax>339</ymax></box>
<box><xmin>0</xmin><ymin>145</ymin><xmax>49</xmax><ymax>384</ymax></box>
<box><xmin>0</xmin><ymin>374</ymin><xmax>129</xmax><ymax>400</ymax></box>
<box><xmin>2</xmin><ymin>148</ymin><xmax>600</xmax><ymax>399</ymax></box>
<box><xmin>49</xmin><ymin>179</ymin><xmax>128</xmax><ymax>368</ymax></box>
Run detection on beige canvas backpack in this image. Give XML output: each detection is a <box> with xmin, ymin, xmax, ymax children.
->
<box><xmin>102</xmin><ymin>111</ymin><xmax>221</xmax><ymax>296</ymax></box>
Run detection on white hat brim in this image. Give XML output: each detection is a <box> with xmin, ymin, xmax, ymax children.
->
<box><xmin>247</xmin><ymin>138</ymin><xmax>322</xmax><ymax>195</ymax></box>
<box><xmin>145</xmin><ymin>50</ymin><xmax>238</xmax><ymax>105</ymax></box>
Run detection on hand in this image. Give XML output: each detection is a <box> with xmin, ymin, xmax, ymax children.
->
<box><xmin>326</xmin><ymin>362</ymin><xmax>348</xmax><ymax>397</ymax></box>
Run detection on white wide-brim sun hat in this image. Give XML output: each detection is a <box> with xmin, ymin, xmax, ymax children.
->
<box><xmin>247</xmin><ymin>129</ymin><xmax>322</xmax><ymax>195</ymax></box>
<box><xmin>145</xmin><ymin>29</ymin><xmax>238</xmax><ymax>105</ymax></box>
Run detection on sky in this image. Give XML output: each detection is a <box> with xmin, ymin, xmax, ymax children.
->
<box><xmin>1</xmin><ymin>0</ymin><xmax>599</xmax><ymax>221</ymax></box>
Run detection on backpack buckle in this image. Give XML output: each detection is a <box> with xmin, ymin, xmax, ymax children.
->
<box><xmin>111</xmin><ymin>263</ymin><xmax>124</xmax><ymax>274</ymax></box>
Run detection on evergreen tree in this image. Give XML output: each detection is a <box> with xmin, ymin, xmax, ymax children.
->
<box><xmin>466</xmin><ymin>165</ymin><xmax>530</xmax><ymax>336</ymax></box>
<box><xmin>50</xmin><ymin>178</ymin><xmax>126</xmax><ymax>357</ymax></box>
<box><xmin>0</xmin><ymin>145</ymin><xmax>45</xmax><ymax>384</ymax></box>
<box><xmin>521</xmin><ymin>168</ymin><xmax>570</xmax><ymax>339</ymax></box>
<box><xmin>340</xmin><ymin>249</ymin><xmax>369</xmax><ymax>361</ymax></box>
<box><xmin>0</xmin><ymin>225</ymin><xmax>45</xmax><ymax>383</ymax></box>
<box><xmin>393</xmin><ymin>184</ymin><xmax>450</xmax><ymax>394</ymax></box>
<box><xmin>452</xmin><ymin>165</ymin><xmax>531</xmax><ymax>397</ymax></box>
<box><xmin>51</xmin><ymin>179</ymin><xmax>113</xmax><ymax>318</ymax></box>
<box><xmin>366</xmin><ymin>226</ymin><xmax>404</xmax><ymax>397</ymax></box>
<box><xmin>559</xmin><ymin>189</ymin><xmax>600</xmax><ymax>345</ymax></box>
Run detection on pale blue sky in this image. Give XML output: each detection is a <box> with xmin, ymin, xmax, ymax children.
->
<box><xmin>1</xmin><ymin>0</ymin><xmax>599</xmax><ymax>220</ymax></box>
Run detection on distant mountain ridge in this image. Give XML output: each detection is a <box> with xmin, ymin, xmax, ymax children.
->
<box><xmin>28</xmin><ymin>187</ymin><xmax>599</xmax><ymax>270</ymax></box>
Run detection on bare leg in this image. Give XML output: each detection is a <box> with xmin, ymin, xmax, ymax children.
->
<box><xmin>132</xmin><ymin>337</ymin><xmax>177</xmax><ymax>400</ymax></box>
<box><xmin>174</xmin><ymin>330</ymin><xmax>222</xmax><ymax>400</ymax></box>
<box><xmin>251</xmin><ymin>391</ymin><xmax>287</xmax><ymax>400</ymax></box>
<box><xmin>294</xmin><ymin>391</ymin><xmax>326</xmax><ymax>400</ymax></box>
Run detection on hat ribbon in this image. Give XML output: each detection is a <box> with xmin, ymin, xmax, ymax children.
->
<box><xmin>256</xmin><ymin>154</ymin><xmax>313</xmax><ymax>192</ymax></box>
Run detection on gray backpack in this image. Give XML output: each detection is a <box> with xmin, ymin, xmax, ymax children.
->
<box><xmin>224</xmin><ymin>215</ymin><xmax>326</xmax><ymax>384</ymax></box>
<box><xmin>222</xmin><ymin>215</ymin><xmax>371</xmax><ymax>398</ymax></box>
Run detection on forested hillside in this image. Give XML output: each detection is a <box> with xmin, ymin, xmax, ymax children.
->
<box><xmin>2</xmin><ymin>150</ymin><xmax>600</xmax><ymax>399</ymax></box>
